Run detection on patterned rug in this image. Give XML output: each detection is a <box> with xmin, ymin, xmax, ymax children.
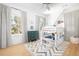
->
<box><xmin>24</xmin><ymin>40</ymin><xmax>69</xmax><ymax>56</ymax></box>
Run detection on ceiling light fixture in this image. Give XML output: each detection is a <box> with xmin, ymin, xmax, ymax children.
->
<box><xmin>43</xmin><ymin>3</ymin><xmax>51</xmax><ymax>14</ymax></box>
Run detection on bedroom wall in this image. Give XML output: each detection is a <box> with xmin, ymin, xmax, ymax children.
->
<box><xmin>2</xmin><ymin>3</ymin><xmax>45</xmax><ymax>45</ymax></box>
<box><xmin>3</xmin><ymin>3</ymin><xmax>45</xmax><ymax>31</ymax></box>
<box><xmin>45</xmin><ymin>5</ymin><xmax>64</xmax><ymax>26</ymax></box>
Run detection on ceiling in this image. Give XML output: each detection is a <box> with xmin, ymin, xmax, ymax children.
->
<box><xmin>3</xmin><ymin>3</ymin><xmax>79</xmax><ymax>14</ymax></box>
<box><xmin>4</xmin><ymin>3</ymin><xmax>45</xmax><ymax>14</ymax></box>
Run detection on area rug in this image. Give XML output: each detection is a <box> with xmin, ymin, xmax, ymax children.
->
<box><xmin>24</xmin><ymin>40</ymin><xmax>69</xmax><ymax>56</ymax></box>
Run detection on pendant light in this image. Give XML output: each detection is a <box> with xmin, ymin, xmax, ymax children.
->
<box><xmin>43</xmin><ymin>3</ymin><xmax>51</xmax><ymax>14</ymax></box>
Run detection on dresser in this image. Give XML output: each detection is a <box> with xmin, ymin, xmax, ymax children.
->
<box><xmin>28</xmin><ymin>31</ymin><xmax>39</xmax><ymax>42</ymax></box>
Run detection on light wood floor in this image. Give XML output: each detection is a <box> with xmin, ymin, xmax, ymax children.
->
<box><xmin>0</xmin><ymin>44</ymin><xmax>32</xmax><ymax>56</ymax></box>
<box><xmin>64</xmin><ymin>43</ymin><xmax>79</xmax><ymax>56</ymax></box>
<box><xmin>0</xmin><ymin>43</ymin><xmax>79</xmax><ymax>56</ymax></box>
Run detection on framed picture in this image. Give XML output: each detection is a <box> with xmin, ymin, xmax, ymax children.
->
<box><xmin>10</xmin><ymin>8</ymin><xmax>23</xmax><ymax>34</ymax></box>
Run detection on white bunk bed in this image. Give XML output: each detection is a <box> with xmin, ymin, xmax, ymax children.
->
<box><xmin>41</xmin><ymin>26</ymin><xmax>66</xmax><ymax>55</ymax></box>
<box><xmin>41</xmin><ymin>26</ymin><xmax>57</xmax><ymax>48</ymax></box>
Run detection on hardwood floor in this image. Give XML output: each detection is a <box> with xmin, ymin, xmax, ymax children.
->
<box><xmin>64</xmin><ymin>43</ymin><xmax>79</xmax><ymax>56</ymax></box>
<box><xmin>0</xmin><ymin>44</ymin><xmax>32</xmax><ymax>56</ymax></box>
<box><xmin>0</xmin><ymin>42</ymin><xmax>79</xmax><ymax>56</ymax></box>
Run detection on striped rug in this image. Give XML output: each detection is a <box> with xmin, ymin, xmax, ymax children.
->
<box><xmin>25</xmin><ymin>40</ymin><xmax>69</xmax><ymax>56</ymax></box>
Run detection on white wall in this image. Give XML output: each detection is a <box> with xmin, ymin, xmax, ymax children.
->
<box><xmin>26</xmin><ymin>12</ymin><xmax>38</xmax><ymax>31</ymax></box>
<box><xmin>2</xmin><ymin>3</ymin><xmax>45</xmax><ymax>46</ymax></box>
<box><xmin>46</xmin><ymin>6</ymin><xmax>64</xmax><ymax>26</ymax></box>
<box><xmin>3</xmin><ymin>3</ymin><xmax>45</xmax><ymax>31</ymax></box>
<box><xmin>8</xmin><ymin>34</ymin><xmax>25</xmax><ymax>46</ymax></box>
<box><xmin>45</xmin><ymin>4</ymin><xmax>79</xmax><ymax>26</ymax></box>
<box><xmin>44</xmin><ymin>4</ymin><xmax>64</xmax><ymax>26</ymax></box>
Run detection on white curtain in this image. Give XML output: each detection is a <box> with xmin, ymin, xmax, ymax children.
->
<box><xmin>64</xmin><ymin>10</ymin><xmax>79</xmax><ymax>41</ymax></box>
<box><xmin>0</xmin><ymin>4</ymin><xmax>11</xmax><ymax>48</ymax></box>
